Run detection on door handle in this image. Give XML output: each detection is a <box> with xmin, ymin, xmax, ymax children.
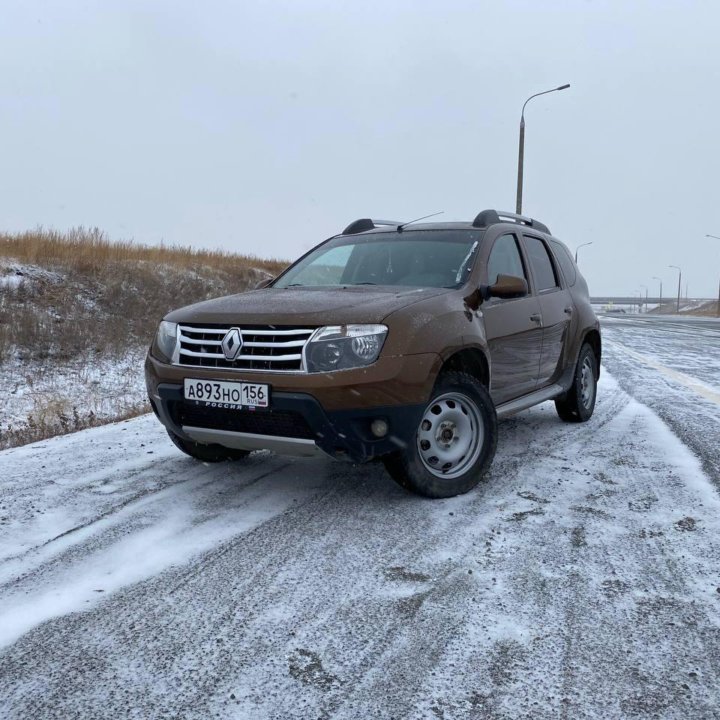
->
<box><xmin>564</xmin><ymin>306</ymin><xmax>573</xmax><ymax>315</ymax></box>
<box><xmin>530</xmin><ymin>313</ymin><xmax>542</xmax><ymax>323</ymax></box>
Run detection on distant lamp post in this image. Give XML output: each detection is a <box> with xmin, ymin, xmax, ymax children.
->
<box><xmin>516</xmin><ymin>84</ymin><xmax>571</xmax><ymax>214</ymax></box>
<box><xmin>706</xmin><ymin>234</ymin><xmax>720</xmax><ymax>317</ymax></box>
<box><xmin>640</xmin><ymin>284</ymin><xmax>648</xmax><ymax>313</ymax></box>
<box><xmin>574</xmin><ymin>241</ymin><xmax>593</xmax><ymax>264</ymax></box>
<box><xmin>652</xmin><ymin>276</ymin><xmax>663</xmax><ymax>309</ymax></box>
<box><xmin>669</xmin><ymin>265</ymin><xmax>682</xmax><ymax>313</ymax></box>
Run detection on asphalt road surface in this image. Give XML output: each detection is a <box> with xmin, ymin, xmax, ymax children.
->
<box><xmin>1</xmin><ymin>315</ymin><xmax>720</xmax><ymax>719</ymax></box>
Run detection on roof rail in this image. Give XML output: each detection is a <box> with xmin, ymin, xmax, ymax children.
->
<box><xmin>342</xmin><ymin>218</ymin><xmax>402</xmax><ymax>235</ymax></box>
<box><xmin>472</xmin><ymin>209</ymin><xmax>550</xmax><ymax>235</ymax></box>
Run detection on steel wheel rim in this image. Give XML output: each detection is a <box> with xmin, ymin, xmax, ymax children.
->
<box><xmin>416</xmin><ymin>392</ymin><xmax>484</xmax><ymax>479</ymax></box>
<box><xmin>580</xmin><ymin>357</ymin><xmax>595</xmax><ymax>409</ymax></box>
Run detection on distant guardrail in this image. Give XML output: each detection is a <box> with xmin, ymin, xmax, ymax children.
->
<box><xmin>591</xmin><ymin>297</ymin><xmax>711</xmax><ymax>305</ymax></box>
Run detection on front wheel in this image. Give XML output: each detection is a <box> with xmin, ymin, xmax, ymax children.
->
<box><xmin>166</xmin><ymin>429</ymin><xmax>251</xmax><ymax>462</ymax></box>
<box><xmin>383</xmin><ymin>371</ymin><xmax>498</xmax><ymax>498</ymax></box>
<box><xmin>555</xmin><ymin>343</ymin><xmax>598</xmax><ymax>422</ymax></box>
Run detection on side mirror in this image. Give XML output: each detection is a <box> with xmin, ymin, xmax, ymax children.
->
<box><xmin>254</xmin><ymin>277</ymin><xmax>273</xmax><ymax>290</ymax></box>
<box><xmin>488</xmin><ymin>274</ymin><xmax>528</xmax><ymax>299</ymax></box>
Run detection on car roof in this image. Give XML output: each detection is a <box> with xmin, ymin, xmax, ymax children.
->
<box><xmin>343</xmin><ymin>221</ymin><xmax>552</xmax><ymax>237</ymax></box>
<box><xmin>339</xmin><ymin>210</ymin><xmax>553</xmax><ymax>238</ymax></box>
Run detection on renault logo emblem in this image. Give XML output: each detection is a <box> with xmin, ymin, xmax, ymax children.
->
<box><xmin>221</xmin><ymin>327</ymin><xmax>243</xmax><ymax>361</ymax></box>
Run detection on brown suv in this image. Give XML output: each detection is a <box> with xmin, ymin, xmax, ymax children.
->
<box><xmin>145</xmin><ymin>209</ymin><xmax>601</xmax><ymax>498</ymax></box>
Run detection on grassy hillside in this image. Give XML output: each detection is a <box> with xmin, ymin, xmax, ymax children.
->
<box><xmin>649</xmin><ymin>300</ymin><xmax>720</xmax><ymax>316</ymax></box>
<box><xmin>0</xmin><ymin>227</ymin><xmax>287</xmax><ymax>448</ymax></box>
<box><xmin>681</xmin><ymin>300</ymin><xmax>719</xmax><ymax>316</ymax></box>
<box><xmin>0</xmin><ymin>227</ymin><xmax>286</xmax><ymax>363</ymax></box>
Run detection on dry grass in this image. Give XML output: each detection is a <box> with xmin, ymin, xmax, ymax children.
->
<box><xmin>0</xmin><ymin>227</ymin><xmax>288</xmax><ymax>364</ymax></box>
<box><xmin>0</xmin><ymin>398</ymin><xmax>149</xmax><ymax>450</ymax></box>
<box><xmin>0</xmin><ymin>227</ymin><xmax>289</xmax><ymax>448</ymax></box>
<box><xmin>692</xmin><ymin>301</ymin><xmax>720</xmax><ymax>317</ymax></box>
<box><xmin>650</xmin><ymin>300</ymin><xmax>720</xmax><ymax>317</ymax></box>
<box><xmin>0</xmin><ymin>226</ymin><xmax>286</xmax><ymax>275</ymax></box>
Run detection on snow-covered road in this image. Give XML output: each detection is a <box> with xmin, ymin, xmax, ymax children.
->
<box><xmin>1</xmin><ymin>316</ymin><xmax>720</xmax><ymax>719</ymax></box>
<box><xmin>601</xmin><ymin>314</ymin><xmax>720</xmax><ymax>485</ymax></box>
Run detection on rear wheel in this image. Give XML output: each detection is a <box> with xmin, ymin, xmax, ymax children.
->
<box><xmin>166</xmin><ymin>429</ymin><xmax>251</xmax><ymax>462</ymax></box>
<box><xmin>555</xmin><ymin>343</ymin><xmax>598</xmax><ymax>422</ymax></box>
<box><xmin>383</xmin><ymin>371</ymin><xmax>497</xmax><ymax>498</ymax></box>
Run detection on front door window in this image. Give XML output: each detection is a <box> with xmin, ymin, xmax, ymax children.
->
<box><xmin>486</xmin><ymin>233</ymin><xmax>527</xmax><ymax>286</ymax></box>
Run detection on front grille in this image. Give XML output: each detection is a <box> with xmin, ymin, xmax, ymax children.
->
<box><xmin>173</xmin><ymin>402</ymin><xmax>315</xmax><ymax>440</ymax></box>
<box><xmin>178</xmin><ymin>324</ymin><xmax>316</xmax><ymax>372</ymax></box>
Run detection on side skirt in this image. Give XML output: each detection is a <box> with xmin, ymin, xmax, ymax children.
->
<box><xmin>495</xmin><ymin>383</ymin><xmax>566</xmax><ymax>420</ymax></box>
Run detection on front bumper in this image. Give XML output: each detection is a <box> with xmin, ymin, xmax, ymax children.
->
<box><xmin>149</xmin><ymin>384</ymin><xmax>425</xmax><ymax>463</ymax></box>
<box><xmin>145</xmin><ymin>352</ymin><xmax>440</xmax><ymax>463</ymax></box>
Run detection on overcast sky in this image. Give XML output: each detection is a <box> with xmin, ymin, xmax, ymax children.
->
<box><xmin>1</xmin><ymin>0</ymin><xmax>719</xmax><ymax>296</ymax></box>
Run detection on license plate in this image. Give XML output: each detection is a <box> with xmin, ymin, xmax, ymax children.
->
<box><xmin>183</xmin><ymin>379</ymin><xmax>270</xmax><ymax>409</ymax></box>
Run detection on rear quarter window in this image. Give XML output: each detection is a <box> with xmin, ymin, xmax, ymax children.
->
<box><xmin>550</xmin><ymin>240</ymin><xmax>577</xmax><ymax>287</ymax></box>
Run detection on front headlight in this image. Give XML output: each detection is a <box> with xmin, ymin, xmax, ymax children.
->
<box><xmin>155</xmin><ymin>321</ymin><xmax>178</xmax><ymax>362</ymax></box>
<box><xmin>306</xmin><ymin>324</ymin><xmax>388</xmax><ymax>373</ymax></box>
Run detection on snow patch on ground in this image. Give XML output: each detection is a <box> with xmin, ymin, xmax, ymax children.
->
<box><xmin>0</xmin><ymin>416</ymin><xmax>327</xmax><ymax>647</ymax></box>
<box><xmin>0</xmin><ymin>347</ymin><xmax>148</xmax><ymax>438</ymax></box>
<box><xmin>0</xmin><ymin>275</ymin><xmax>24</xmax><ymax>289</ymax></box>
<box><xmin>0</xmin><ymin>260</ymin><xmax>65</xmax><ymax>286</ymax></box>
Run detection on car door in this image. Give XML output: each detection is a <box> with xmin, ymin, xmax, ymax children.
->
<box><xmin>480</xmin><ymin>232</ymin><xmax>543</xmax><ymax>404</ymax></box>
<box><xmin>521</xmin><ymin>233</ymin><xmax>573</xmax><ymax>388</ymax></box>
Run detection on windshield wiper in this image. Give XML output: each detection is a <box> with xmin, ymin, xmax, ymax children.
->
<box><xmin>351</xmin><ymin>282</ymin><xmax>377</xmax><ymax>286</ymax></box>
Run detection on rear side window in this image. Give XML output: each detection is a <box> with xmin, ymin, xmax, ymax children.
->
<box><xmin>524</xmin><ymin>236</ymin><xmax>559</xmax><ymax>292</ymax></box>
<box><xmin>550</xmin><ymin>240</ymin><xmax>577</xmax><ymax>286</ymax></box>
<box><xmin>487</xmin><ymin>234</ymin><xmax>526</xmax><ymax>285</ymax></box>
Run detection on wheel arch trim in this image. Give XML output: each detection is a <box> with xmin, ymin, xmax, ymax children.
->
<box><xmin>581</xmin><ymin>327</ymin><xmax>602</xmax><ymax>379</ymax></box>
<box><xmin>437</xmin><ymin>345</ymin><xmax>491</xmax><ymax>389</ymax></box>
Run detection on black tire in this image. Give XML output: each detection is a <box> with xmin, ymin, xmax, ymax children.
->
<box><xmin>555</xmin><ymin>343</ymin><xmax>598</xmax><ymax>423</ymax></box>
<box><xmin>166</xmin><ymin>429</ymin><xmax>251</xmax><ymax>462</ymax></box>
<box><xmin>382</xmin><ymin>371</ymin><xmax>498</xmax><ymax>499</ymax></box>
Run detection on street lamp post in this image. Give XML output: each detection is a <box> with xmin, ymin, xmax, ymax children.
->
<box><xmin>706</xmin><ymin>234</ymin><xmax>720</xmax><ymax>317</ymax></box>
<box><xmin>640</xmin><ymin>284</ymin><xmax>648</xmax><ymax>313</ymax></box>
<box><xmin>516</xmin><ymin>84</ymin><xmax>571</xmax><ymax>214</ymax></box>
<box><xmin>652</xmin><ymin>276</ymin><xmax>662</xmax><ymax>309</ymax></box>
<box><xmin>575</xmin><ymin>241</ymin><xmax>592</xmax><ymax>263</ymax></box>
<box><xmin>669</xmin><ymin>265</ymin><xmax>682</xmax><ymax>313</ymax></box>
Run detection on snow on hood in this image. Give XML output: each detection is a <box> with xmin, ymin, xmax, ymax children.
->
<box><xmin>164</xmin><ymin>286</ymin><xmax>451</xmax><ymax>326</ymax></box>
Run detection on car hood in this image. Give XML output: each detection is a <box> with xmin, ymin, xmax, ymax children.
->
<box><xmin>165</xmin><ymin>286</ymin><xmax>452</xmax><ymax>326</ymax></box>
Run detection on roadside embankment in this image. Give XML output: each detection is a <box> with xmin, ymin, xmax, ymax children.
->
<box><xmin>0</xmin><ymin>227</ymin><xmax>286</xmax><ymax>448</ymax></box>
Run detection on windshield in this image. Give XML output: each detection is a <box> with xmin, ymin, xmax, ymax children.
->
<box><xmin>274</xmin><ymin>230</ymin><xmax>482</xmax><ymax>289</ymax></box>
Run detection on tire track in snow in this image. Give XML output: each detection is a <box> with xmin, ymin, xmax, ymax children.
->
<box><xmin>602</xmin><ymin>324</ymin><xmax>720</xmax><ymax>489</ymax></box>
<box><xmin>0</xmin><ymin>458</ymin><xmax>293</xmax><ymax>590</ymax></box>
<box><xmin>605</xmin><ymin>338</ymin><xmax>720</xmax><ymax>405</ymax></box>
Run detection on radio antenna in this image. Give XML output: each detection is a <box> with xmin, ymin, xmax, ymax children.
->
<box><xmin>396</xmin><ymin>211</ymin><xmax>444</xmax><ymax>233</ymax></box>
